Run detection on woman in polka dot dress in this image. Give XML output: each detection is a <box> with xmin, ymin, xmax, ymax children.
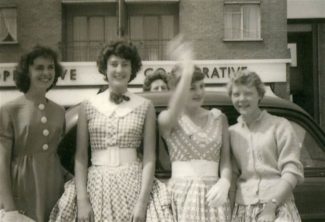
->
<box><xmin>0</xmin><ymin>46</ymin><xmax>66</xmax><ymax>222</ymax></box>
<box><xmin>158</xmin><ymin>36</ymin><xmax>232</xmax><ymax>222</ymax></box>
<box><xmin>50</xmin><ymin>41</ymin><xmax>172</xmax><ymax>222</ymax></box>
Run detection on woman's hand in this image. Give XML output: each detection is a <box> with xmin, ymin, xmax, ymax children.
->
<box><xmin>167</xmin><ymin>34</ymin><xmax>193</xmax><ymax>62</ymax></box>
<box><xmin>206</xmin><ymin>178</ymin><xmax>230</xmax><ymax>207</ymax></box>
<box><xmin>256</xmin><ymin>203</ymin><xmax>276</xmax><ymax>222</ymax></box>
<box><xmin>167</xmin><ymin>35</ymin><xmax>194</xmax><ymax>78</ymax></box>
<box><xmin>131</xmin><ymin>201</ymin><xmax>147</xmax><ymax>222</ymax></box>
<box><xmin>77</xmin><ymin>198</ymin><xmax>94</xmax><ymax>222</ymax></box>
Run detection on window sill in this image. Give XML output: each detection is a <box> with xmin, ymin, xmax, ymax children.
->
<box><xmin>0</xmin><ymin>41</ymin><xmax>18</xmax><ymax>45</ymax></box>
<box><xmin>223</xmin><ymin>38</ymin><xmax>264</xmax><ymax>42</ymax></box>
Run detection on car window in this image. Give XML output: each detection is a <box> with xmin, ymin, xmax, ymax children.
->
<box><xmin>290</xmin><ymin>121</ymin><xmax>325</xmax><ymax>168</ymax></box>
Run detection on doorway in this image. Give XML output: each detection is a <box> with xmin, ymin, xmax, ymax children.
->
<box><xmin>288</xmin><ymin>32</ymin><xmax>315</xmax><ymax>118</ymax></box>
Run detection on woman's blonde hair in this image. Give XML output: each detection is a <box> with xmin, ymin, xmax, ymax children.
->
<box><xmin>227</xmin><ymin>69</ymin><xmax>266</xmax><ymax>99</ymax></box>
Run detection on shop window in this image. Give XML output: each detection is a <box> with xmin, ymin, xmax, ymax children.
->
<box><xmin>224</xmin><ymin>3</ymin><xmax>261</xmax><ymax>41</ymax></box>
<box><xmin>0</xmin><ymin>7</ymin><xmax>17</xmax><ymax>44</ymax></box>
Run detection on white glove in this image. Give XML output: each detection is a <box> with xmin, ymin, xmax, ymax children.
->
<box><xmin>206</xmin><ymin>178</ymin><xmax>230</xmax><ymax>207</ymax></box>
<box><xmin>2</xmin><ymin>210</ymin><xmax>35</xmax><ymax>222</ymax></box>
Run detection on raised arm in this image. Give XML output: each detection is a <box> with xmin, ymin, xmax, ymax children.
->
<box><xmin>158</xmin><ymin>36</ymin><xmax>194</xmax><ymax>137</ymax></box>
<box><xmin>132</xmin><ymin>102</ymin><xmax>156</xmax><ymax>222</ymax></box>
<box><xmin>74</xmin><ymin>102</ymin><xmax>94</xmax><ymax>221</ymax></box>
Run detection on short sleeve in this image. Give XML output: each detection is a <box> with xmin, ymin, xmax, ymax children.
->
<box><xmin>0</xmin><ymin>106</ymin><xmax>14</xmax><ymax>151</ymax></box>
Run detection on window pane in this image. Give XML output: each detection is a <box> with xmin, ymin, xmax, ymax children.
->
<box><xmin>224</xmin><ymin>5</ymin><xmax>241</xmax><ymax>39</ymax></box>
<box><xmin>0</xmin><ymin>8</ymin><xmax>17</xmax><ymax>42</ymax></box>
<box><xmin>224</xmin><ymin>4</ymin><xmax>260</xmax><ymax>40</ymax></box>
<box><xmin>105</xmin><ymin>16</ymin><xmax>117</xmax><ymax>42</ymax></box>
<box><xmin>144</xmin><ymin>16</ymin><xmax>159</xmax><ymax>60</ymax></box>
<box><xmin>89</xmin><ymin>17</ymin><xmax>104</xmax><ymax>41</ymax></box>
<box><xmin>290</xmin><ymin>121</ymin><xmax>325</xmax><ymax>168</ymax></box>
<box><xmin>73</xmin><ymin>16</ymin><xmax>88</xmax><ymax>61</ymax></box>
<box><xmin>243</xmin><ymin>5</ymin><xmax>260</xmax><ymax>39</ymax></box>
<box><xmin>130</xmin><ymin>16</ymin><xmax>143</xmax><ymax>40</ymax></box>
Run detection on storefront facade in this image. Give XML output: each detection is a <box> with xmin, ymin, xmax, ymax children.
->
<box><xmin>287</xmin><ymin>0</ymin><xmax>325</xmax><ymax>130</ymax></box>
<box><xmin>3</xmin><ymin>0</ymin><xmax>324</xmax><ymax>129</ymax></box>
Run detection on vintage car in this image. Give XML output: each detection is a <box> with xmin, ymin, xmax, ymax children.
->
<box><xmin>58</xmin><ymin>90</ymin><xmax>325</xmax><ymax>222</ymax></box>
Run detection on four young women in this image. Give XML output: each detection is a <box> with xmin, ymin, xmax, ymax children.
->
<box><xmin>0</xmin><ymin>37</ymin><xmax>304</xmax><ymax>222</ymax></box>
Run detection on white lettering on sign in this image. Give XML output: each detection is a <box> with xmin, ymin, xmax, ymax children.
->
<box><xmin>0</xmin><ymin>59</ymin><xmax>289</xmax><ymax>87</ymax></box>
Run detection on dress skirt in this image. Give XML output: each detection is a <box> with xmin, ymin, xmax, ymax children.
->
<box><xmin>168</xmin><ymin>178</ymin><xmax>231</xmax><ymax>222</ymax></box>
<box><xmin>49</xmin><ymin>161</ymin><xmax>172</xmax><ymax>222</ymax></box>
<box><xmin>231</xmin><ymin>199</ymin><xmax>301</xmax><ymax>222</ymax></box>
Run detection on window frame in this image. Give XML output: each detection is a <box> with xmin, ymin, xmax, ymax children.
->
<box><xmin>0</xmin><ymin>6</ymin><xmax>18</xmax><ymax>45</ymax></box>
<box><xmin>223</xmin><ymin>1</ymin><xmax>262</xmax><ymax>42</ymax></box>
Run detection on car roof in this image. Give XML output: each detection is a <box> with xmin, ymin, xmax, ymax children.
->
<box><xmin>139</xmin><ymin>91</ymin><xmax>308</xmax><ymax>115</ymax></box>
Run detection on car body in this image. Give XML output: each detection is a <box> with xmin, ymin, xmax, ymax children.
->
<box><xmin>58</xmin><ymin>90</ymin><xmax>325</xmax><ymax>221</ymax></box>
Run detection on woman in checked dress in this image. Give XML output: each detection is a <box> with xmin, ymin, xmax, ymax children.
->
<box><xmin>158</xmin><ymin>36</ymin><xmax>232</xmax><ymax>222</ymax></box>
<box><xmin>50</xmin><ymin>41</ymin><xmax>172</xmax><ymax>222</ymax></box>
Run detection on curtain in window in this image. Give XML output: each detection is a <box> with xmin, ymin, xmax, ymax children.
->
<box><xmin>224</xmin><ymin>5</ymin><xmax>241</xmax><ymax>39</ymax></box>
<box><xmin>243</xmin><ymin>5</ymin><xmax>260</xmax><ymax>39</ymax></box>
<box><xmin>0</xmin><ymin>8</ymin><xmax>17</xmax><ymax>42</ymax></box>
<box><xmin>73</xmin><ymin>16</ymin><xmax>87</xmax><ymax>61</ymax></box>
<box><xmin>130</xmin><ymin>15</ymin><xmax>175</xmax><ymax>60</ymax></box>
<box><xmin>224</xmin><ymin>4</ymin><xmax>260</xmax><ymax>40</ymax></box>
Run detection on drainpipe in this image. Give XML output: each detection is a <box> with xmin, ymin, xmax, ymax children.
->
<box><xmin>117</xmin><ymin>0</ymin><xmax>126</xmax><ymax>39</ymax></box>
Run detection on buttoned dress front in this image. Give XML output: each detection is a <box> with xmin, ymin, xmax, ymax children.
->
<box><xmin>229</xmin><ymin>110</ymin><xmax>304</xmax><ymax>222</ymax></box>
<box><xmin>164</xmin><ymin>109</ymin><xmax>231</xmax><ymax>222</ymax></box>
<box><xmin>0</xmin><ymin>96</ymin><xmax>65</xmax><ymax>222</ymax></box>
<box><xmin>50</xmin><ymin>91</ymin><xmax>172</xmax><ymax>222</ymax></box>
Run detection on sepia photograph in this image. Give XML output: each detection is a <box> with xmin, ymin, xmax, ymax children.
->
<box><xmin>0</xmin><ymin>0</ymin><xmax>324</xmax><ymax>221</ymax></box>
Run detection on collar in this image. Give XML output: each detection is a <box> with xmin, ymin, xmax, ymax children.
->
<box><xmin>237</xmin><ymin>110</ymin><xmax>268</xmax><ymax>128</ymax></box>
<box><xmin>89</xmin><ymin>90</ymin><xmax>147</xmax><ymax>117</ymax></box>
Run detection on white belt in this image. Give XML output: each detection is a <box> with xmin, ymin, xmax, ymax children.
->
<box><xmin>171</xmin><ymin>160</ymin><xmax>219</xmax><ymax>179</ymax></box>
<box><xmin>91</xmin><ymin>147</ymin><xmax>138</xmax><ymax>167</ymax></box>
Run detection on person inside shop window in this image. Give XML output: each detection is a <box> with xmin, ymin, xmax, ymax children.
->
<box><xmin>143</xmin><ymin>68</ymin><xmax>169</xmax><ymax>92</ymax></box>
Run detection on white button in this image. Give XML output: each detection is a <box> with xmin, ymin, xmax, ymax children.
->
<box><xmin>43</xmin><ymin>129</ymin><xmax>49</xmax><ymax>136</ymax></box>
<box><xmin>42</xmin><ymin>144</ymin><xmax>49</xmax><ymax>150</ymax></box>
<box><xmin>41</xmin><ymin>116</ymin><xmax>47</xmax><ymax>123</ymax></box>
<box><xmin>38</xmin><ymin>103</ymin><xmax>45</xmax><ymax>110</ymax></box>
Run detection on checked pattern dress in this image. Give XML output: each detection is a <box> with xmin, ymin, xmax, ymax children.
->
<box><xmin>49</xmin><ymin>92</ymin><xmax>172</xmax><ymax>222</ymax></box>
<box><xmin>164</xmin><ymin>108</ymin><xmax>231</xmax><ymax>222</ymax></box>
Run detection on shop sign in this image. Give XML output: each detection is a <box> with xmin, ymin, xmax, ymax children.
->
<box><xmin>0</xmin><ymin>59</ymin><xmax>289</xmax><ymax>88</ymax></box>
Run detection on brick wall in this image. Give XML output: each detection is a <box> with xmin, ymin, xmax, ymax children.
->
<box><xmin>179</xmin><ymin>0</ymin><xmax>290</xmax><ymax>60</ymax></box>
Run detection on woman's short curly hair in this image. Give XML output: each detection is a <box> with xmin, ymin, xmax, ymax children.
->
<box><xmin>14</xmin><ymin>45</ymin><xmax>63</xmax><ymax>93</ymax></box>
<box><xmin>97</xmin><ymin>41</ymin><xmax>142</xmax><ymax>82</ymax></box>
<box><xmin>143</xmin><ymin>69</ymin><xmax>169</xmax><ymax>91</ymax></box>
<box><xmin>227</xmin><ymin>69</ymin><xmax>266</xmax><ymax>99</ymax></box>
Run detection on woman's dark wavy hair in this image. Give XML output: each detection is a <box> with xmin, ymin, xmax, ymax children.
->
<box><xmin>97</xmin><ymin>41</ymin><xmax>142</xmax><ymax>82</ymax></box>
<box><xmin>172</xmin><ymin>65</ymin><xmax>205</xmax><ymax>86</ymax></box>
<box><xmin>143</xmin><ymin>69</ymin><xmax>169</xmax><ymax>91</ymax></box>
<box><xmin>14</xmin><ymin>45</ymin><xmax>63</xmax><ymax>93</ymax></box>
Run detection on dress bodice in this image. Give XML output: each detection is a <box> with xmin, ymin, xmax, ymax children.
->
<box><xmin>164</xmin><ymin>108</ymin><xmax>224</xmax><ymax>162</ymax></box>
<box><xmin>84</xmin><ymin>91</ymin><xmax>151</xmax><ymax>151</ymax></box>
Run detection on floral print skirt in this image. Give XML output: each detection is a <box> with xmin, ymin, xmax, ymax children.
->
<box><xmin>231</xmin><ymin>199</ymin><xmax>301</xmax><ymax>222</ymax></box>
